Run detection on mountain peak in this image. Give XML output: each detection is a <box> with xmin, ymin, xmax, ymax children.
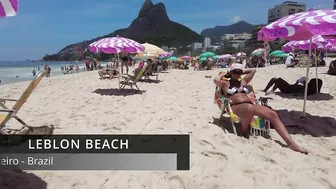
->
<box><xmin>138</xmin><ymin>0</ymin><xmax>154</xmax><ymax>18</ymax></box>
<box><xmin>200</xmin><ymin>21</ymin><xmax>253</xmax><ymax>37</ymax></box>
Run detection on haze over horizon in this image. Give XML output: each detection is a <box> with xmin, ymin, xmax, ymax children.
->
<box><xmin>0</xmin><ymin>0</ymin><xmax>332</xmax><ymax>61</ymax></box>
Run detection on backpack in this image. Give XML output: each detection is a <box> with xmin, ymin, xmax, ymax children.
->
<box><xmin>328</xmin><ymin>60</ymin><xmax>336</xmax><ymax>75</ymax></box>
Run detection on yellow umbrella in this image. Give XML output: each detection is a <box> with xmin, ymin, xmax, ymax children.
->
<box><xmin>142</xmin><ymin>42</ymin><xmax>165</xmax><ymax>54</ymax></box>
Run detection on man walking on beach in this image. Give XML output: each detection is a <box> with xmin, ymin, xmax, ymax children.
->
<box><xmin>32</xmin><ymin>69</ymin><xmax>36</xmax><ymax>76</ymax></box>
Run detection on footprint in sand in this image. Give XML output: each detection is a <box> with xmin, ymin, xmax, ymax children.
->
<box><xmin>318</xmin><ymin>178</ymin><xmax>336</xmax><ymax>189</ymax></box>
<box><xmin>169</xmin><ymin>176</ymin><xmax>187</xmax><ymax>189</ymax></box>
<box><xmin>199</xmin><ymin>140</ymin><xmax>216</xmax><ymax>150</ymax></box>
<box><xmin>201</xmin><ymin>151</ymin><xmax>228</xmax><ymax>162</ymax></box>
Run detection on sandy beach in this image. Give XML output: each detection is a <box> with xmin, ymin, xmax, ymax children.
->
<box><xmin>1</xmin><ymin>59</ymin><xmax>336</xmax><ymax>189</ymax></box>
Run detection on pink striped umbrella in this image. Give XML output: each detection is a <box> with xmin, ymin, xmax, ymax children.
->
<box><xmin>282</xmin><ymin>35</ymin><xmax>329</xmax><ymax>52</ymax></box>
<box><xmin>219</xmin><ymin>54</ymin><xmax>232</xmax><ymax>60</ymax></box>
<box><xmin>89</xmin><ymin>36</ymin><xmax>144</xmax><ymax>89</ymax></box>
<box><xmin>158</xmin><ymin>51</ymin><xmax>172</xmax><ymax>57</ymax></box>
<box><xmin>258</xmin><ymin>10</ymin><xmax>336</xmax><ymax>117</ymax></box>
<box><xmin>0</xmin><ymin>0</ymin><xmax>18</xmax><ymax>17</ymax></box>
<box><xmin>180</xmin><ymin>55</ymin><xmax>192</xmax><ymax>60</ymax></box>
<box><xmin>88</xmin><ymin>36</ymin><xmax>145</xmax><ymax>54</ymax></box>
<box><xmin>259</xmin><ymin>9</ymin><xmax>336</xmax><ymax>41</ymax></box>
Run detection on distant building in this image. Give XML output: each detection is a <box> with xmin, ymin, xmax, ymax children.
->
<box><xmin>246</xmin><ymin>24</ymin><xmax>265</xmax><ymax>49</ymax></box>
<box><xmin>220</xmin><ymin>33</ymin><xmax>252</xmax><ymax>48</ymax></box>
<box><xmin>191</xmin><ymin>42</ymin><xmax>202</xmax><ymax>49</ymax></box>
<box><xmin>268</xmin><ymin>1</ymin><xmax>306</xmax><ymax>24</ymax></box>
<box><xmin>161</xmin><ymin>46</ymin><xmax>169</xmax><ymax>52</ymax></box>
<box><xmin>203</xmin><ymin>37</ymin><xmax>211</xmax><ymax>49</ymax></box>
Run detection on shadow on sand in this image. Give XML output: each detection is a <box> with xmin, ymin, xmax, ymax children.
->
<box><xmin>0</xmin><ymin>169</ymin><xmax>47</xmax><ymax>189</ymax></box>
<box><xmin>276</xmin><ymin>109</ymin><xmax>336</xmax><ymax>137</ymax></box>
<box><xmin>93</xmin><ymin>88</ymin><xmax>145</xmax><ymax>96</ymax></box>
<box><xmin>139</xmin><ymin>79</ymin><xmax>162</xmax><ymax>84</ymax></box>
<box><xmin>274</xmin><ymin>92</ymin><xmax>334</xmax><ymax>101</ymax></box>
<box><xmin>211</xmin><ymin>109</ymin><xmax>336</xmax><ymax>138</ymax></box>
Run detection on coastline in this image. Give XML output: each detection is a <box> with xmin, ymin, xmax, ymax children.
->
<box><xmin>0</xmin><ymin>60</ymin><xmax>335</xmax><ymax>188</ymax></box>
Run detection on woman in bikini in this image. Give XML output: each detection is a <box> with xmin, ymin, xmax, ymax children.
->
<box><xmin>214</xmin><ymin>63</ymin><xmax>308</xmax><ymax>154</ymax></box>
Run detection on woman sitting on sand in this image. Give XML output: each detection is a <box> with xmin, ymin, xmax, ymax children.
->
<box><xmin>214</xmin><ymin>63</ymin><xmax>308</xmax><ymax>154</ymax></box>
<box><xmin>262</xmin><ymin>77</ymin><xmax>322</xmax><ymax>95</ymax></box>
<box><xmin>98</xmin><ymin>68</ymin><xmax>119</xmax><ymax>79</ymax></box>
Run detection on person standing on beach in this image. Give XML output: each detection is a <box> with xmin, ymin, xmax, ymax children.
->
<box><xmin>32</xmin><ymin>69</ymin><xmax>36</xmax><ymax>76</ymax></box>
<box><xmin>120</xmin><ymin>51</ymin><xmax>129</xmax><ymax>74</ymax></box>
<box><xmin>85</xmin><ymin>59</ymin><xmax>90</xmax><ymax>71</ymax></box>
<box><xmin>93</xmin><ymin>58</ymin><xmax>98</xmax><ymax>70</ymax></box>
<box><xmin>37</xmin><ymin>66</ymin><xmax>40</xmax><ymax>71</ymax></box>
<box><xmin>75</xmin><ymin>64</ymin><xmax>79</xmax><ymax>72</ymax></box>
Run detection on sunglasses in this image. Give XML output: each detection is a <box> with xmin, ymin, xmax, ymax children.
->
<box><xmin>231</xmin><ymin>70</ymin><xmax>243</xmax><ymax>75</ymax></box>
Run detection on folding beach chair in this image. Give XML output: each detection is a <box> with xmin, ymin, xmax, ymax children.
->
<box><xmin>142</xmin><ymin>64</ymin><xmax>159</xmax><ymax>81</ymax></box>
<box><xmin>217</xmin><ymin>85</ymin><xmax>272</xmax><ymax>136</ymax></box>
<box><xmin>120</xmin><ymin>64</ymin><xmax>148</xmax><ymax>90</ymax></box>
<box><xmin>0</xmin><ymin>71</ymin><xmax>54</xmax><ymax>135</ymax></box>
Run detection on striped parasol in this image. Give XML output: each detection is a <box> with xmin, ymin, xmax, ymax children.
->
<box><xmin>259</xmin><ymin>9</ymin><xmax>336</xmax><ymax>41</ymax></box>
<box><xmin>88</xmin><ymin>36</ymin><xmax>144</xmax><ymax>89</ymax></box>
<box><xmin>0</xmin><ymin>0</ymin><xmax>18</xmax><ymax>17</ymax></box>
<box><xmin>88</xmin><ymin>36</ymin><xmax>145</xmax><ymax>54</ymax></box>
<box><xmin>158</xmin><ymin>51</ymin><xmax>172</xmax><ymax>57</ymax></box>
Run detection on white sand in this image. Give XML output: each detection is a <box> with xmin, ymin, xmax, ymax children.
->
<box><xmin>0</xmin><ymin>59</ymin><xmax>336</xmax><ymax>189</ymax></box>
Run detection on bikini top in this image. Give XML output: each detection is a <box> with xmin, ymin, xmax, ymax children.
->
<box><xmin>226</xmin><ymin>84</ymin><xmax>249</xmax><ymax>96</ymax></box>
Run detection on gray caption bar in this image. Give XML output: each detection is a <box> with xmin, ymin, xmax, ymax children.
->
<box><xmin>0</xmin><ymin>153</ymin><xmax>177</xmax><ymax>170</ymax></box>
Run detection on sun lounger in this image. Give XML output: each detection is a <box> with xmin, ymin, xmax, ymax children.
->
<box><xmin>120</xmin><ymin>64</ymin><xmax>148</xmax><ymax>90</ymax></box>
<box><xmin>0</xmin><ymin>71</ymin><xmax>54</xmax><ymax>135</ymax></box>
<box><xmin>217</xmin><ymin>85</ymin><xmax>272</xmax><ymax>136</ymax></box>
<box><xmin>142</xmin><ymin>66</ymin><xmax>159</xmax><ymax>81</ymax></box>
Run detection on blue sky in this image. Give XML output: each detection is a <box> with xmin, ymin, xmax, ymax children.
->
<box><xmin>0</xmin><ymin>0</ymin><xmax>332</xmax><ymax>60</ymax></box>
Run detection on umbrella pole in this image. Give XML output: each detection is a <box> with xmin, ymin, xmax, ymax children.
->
<box><xmin>302</xmin><ymin>37</ymin><xmax>312</xmax><ymax>119</ymax></box>
<box><xmin>118</xmin><ymin>53</ymin><xmax>121</xmax><ymax>89</ymax></box>
<box><xmin>315</xmin><ymin>49</ymin><xmax>318</xmax><ymax>94</ymax></box>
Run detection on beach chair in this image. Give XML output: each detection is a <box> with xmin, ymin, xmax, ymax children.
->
<box><xmin>120</xmin><ymin>64</ymin><xmax>147</xmax><ymax>90</ymax></box>
<box><xmin>217</xmin><ymin>85</ymin><xmax>272</xmax><ymax>136</ymax></box>
<box><xmin>0</xmin><ymin>71</ymin><xmax>54</xmax><ymax>135</ymax></box>
<box><xmin>142</xmin><ymin>64</ymin><xmax>159</xmax><ymax>81</ymax></box>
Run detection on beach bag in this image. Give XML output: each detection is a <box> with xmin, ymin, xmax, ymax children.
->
<box><xmin>328</xmin><ymin>60</ymin><xmax>336</xmax><ymax>75</ymax></box>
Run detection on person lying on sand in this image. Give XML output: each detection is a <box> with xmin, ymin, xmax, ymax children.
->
<box><xmin>262</xmin><ymin>77</ymin><xmax>322</xmax><ymax>96</ymax></box>
<box><xmin>214</xmin><ymin>63</ymin><xmax>308</xmax><ymax>154</ymax></box>
<box><xmin>98</xmin><ymin>68</ymin><xmax>119</xmax><ymax>79</ymax></box>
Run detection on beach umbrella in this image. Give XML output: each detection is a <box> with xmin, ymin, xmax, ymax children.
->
<box><xmin>168</xmin><ymin>56</ymin><xmax>178</xmax><ymax>61</ymax></box>
<box><xmin>282</xmin><ymin>35</ymin><xmax>330</xmax><ymax>52</ymax></box>
<box><xmin>88</xmin><ymin>36</ymin><xmax>145</xmax><ymax>89</ymax></box>
<box><xmin>180</xmin><ymin>55</ymin><xmax>192</xmax><ymax>60</ymax></box>
<box><xmin>273</xmin><ymin>53</ymin><xmax>288</xmax><ymax>58</ymax></box>
<box><xmin>219</xmin><ymin>54</ymin><xmax>232</xmax><ymax>60</ymax></box>
<box><xmin>212</xmin><ymin>55</ymin><xmax>220</xmax><ymax>59</ymax></box>
<box><xmin>142</xmin><ymin>42</ymin><xmax>165</xmax><ymax>54</ymax></box>
<box><xmin>251</xmin><ymin>48</ymin><xmax>265</xmax><ymax>56</ymax></box>
<box><xmin>258</xmin><ymin>9</ymin><xmax>336</xmax><ymax>118</ymax></box>
<box><xmin>0</xmin><ymin>0</ymin><xmax>18</xmax><ymax>17</ymax></box>
<box><xmin>199</xmin><ymin>57</ymin><xmax>206</xmax><ymax>61</ymax></box>
<box><xmin>135</xmin><ymin>52</ymin><xmax>158</xmax><ymax>60</ymax></box>
<box><xmin>270</xmin><ymin>50</ymin><xmax>285</xmax><ymax>56</ymax></box>
<box><xmin>158</xmin><ymin>51</ymin><xmax>172</xmax><ymax>57</ymax></box>
<box><xmin>236</xmin><ymin>52</ymin><xmax>246</xmax><ymax>57</ymax></box>
<box><xmin>200</xmin><ymin>52</ymin><xmax>215</xmax><ymax>58</ymax></box>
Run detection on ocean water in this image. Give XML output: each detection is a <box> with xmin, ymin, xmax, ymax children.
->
<box><xmin>0</xmin><ymin>61</ymin><xmax>89</xmax><ymax>85</ymax></box>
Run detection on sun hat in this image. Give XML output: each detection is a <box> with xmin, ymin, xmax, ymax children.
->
<box><xmin>230</xmin><ymin>63</ymin><xmax>244</xmax><ymax>71</ymax></box>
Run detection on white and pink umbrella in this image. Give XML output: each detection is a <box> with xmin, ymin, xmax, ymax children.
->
<box><xmin>0</xmin><ymin>0</ymin><xmax>18</xmax><ymax>17</ymax></box>
<box><xmin>259</xmin><ymin>9</ymin><xmax>336</xmax><ymax>117</ymax></box>
<box><xmin>89</xmin><ymin>36</ymin><xmax>145</xmax><ymax>89</ymax></box>
<box><xmin>180</xmin><ymin>55</ymin><xmax>192</xmax><ymax>60</ymax></box>
<box><xmin>219</xmin><ymin>54</ymin><xmax>232</xmax><ymax>60</ymax></box>
<box><xmin>282</xmin><ymin>35</ymin><xmax>329</xmax><ymax>52</ymax></box>
<box><xmin>159</xmin><ymin>51</ymin><xmax>172</xmax><ymax>57</ymax></box>
<box><xmin>236</xmin><ymin>52</ymin><xmax>246</xmax><ymax>57</ymax></box>
<box><xmin>89</xmin><ymin>36</ymin><xmax>144</xmax><ymax>54</ymax></box>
